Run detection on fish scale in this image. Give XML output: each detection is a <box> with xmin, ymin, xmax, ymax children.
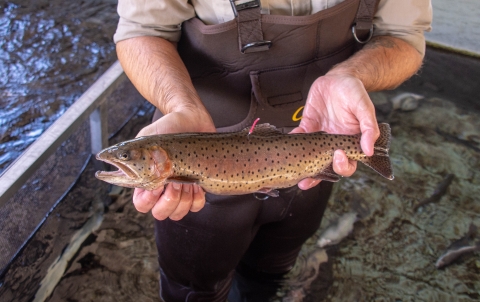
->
<box><xmin>95</xmin><ymin>124</ymin><xmax>393</xmax><ymax>195</ymax></box>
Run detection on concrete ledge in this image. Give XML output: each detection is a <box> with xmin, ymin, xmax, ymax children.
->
<box><xmin>425</xmin><ymin>0</ymin><xmax>480</xmax><ymax>57</ymax></box>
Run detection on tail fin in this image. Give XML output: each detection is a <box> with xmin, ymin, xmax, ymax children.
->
<box><xmin>361</xmin><ymin>123</ymin><xmax>394</xmax><ymax>180</ymax></box>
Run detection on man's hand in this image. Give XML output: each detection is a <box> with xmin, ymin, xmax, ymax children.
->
<box><xmin>292</xmin><ymin>36</ymin><xmax>424</xmax><ymax>190</ymax></box>
<box><xmin>134</xmin><ymin>111</ymin><xmax>216</xmax><ymax>221</ymax></box>
<box><xmin>291</xmin><ymin>73</ymin><xmax>379</xmax><ymax>190</ymax></box>
<box><xmin>117</xmin><ymin>36</ymin><xmax>218</xmax><ymax>221</ymax></box>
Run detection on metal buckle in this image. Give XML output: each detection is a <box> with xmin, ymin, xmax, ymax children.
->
<box><xmin>241</xmin><ymin>41</ymin><xmax>272</xmax><ymax>54</ymax></box>
<box><xmin>352</xmin><ymin>24</ymin><xmax>374</xmax><ymax>44</ymax></box>
<box><xmin>230</xmin><ymin>0</ymin><xmax>260</xmax><ymax>17</ymax></box>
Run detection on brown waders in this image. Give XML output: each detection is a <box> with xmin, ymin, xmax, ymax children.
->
<box><xmin>153</xmin><ymin>0</ymin><xmax>378</xmax><ymax>300</ymax></box>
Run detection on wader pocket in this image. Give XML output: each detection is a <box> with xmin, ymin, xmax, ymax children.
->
<box><xmin>248</xmin><ymin>60</ymin><xmax>328</xmax><ymax>129</ymax></box>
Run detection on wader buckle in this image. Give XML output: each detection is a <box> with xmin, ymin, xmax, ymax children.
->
<box><xmin>352</xmin><ymin>24</ymin><xmax>374</xmax><ymax>44</ymax></box>
<box><xmin>230</xmin><ymin>0</ymin><xmax>260</xmax><ymax>17</ymax></box>
<box><xmin>230</xmin><ymin>0</ymin><xmax>272</xmax><ymax>53</ymax></box>
<box><xmin>241</xmin><ymin>41</ymin><xmax>272</xmax><ymax>54</ymax></box>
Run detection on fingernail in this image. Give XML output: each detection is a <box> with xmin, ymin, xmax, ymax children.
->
<box><xmin>173</xmin><ymin>183</ymin><xmax>181</xmax><ymax>190</ymax></box>
<box><xmin>183</xmin><ymin>184</ymin><xmax>190</xmax><ymax>193</ymax></box>
<box><xmin>334</xmin><ymin>151</ymin><xmax>346</xmax><ymax>166</ymax></box>
<box><xmin>193</xmin><ymin>184</ymin><xmax>199</xmax><ymax>194</ymax></box>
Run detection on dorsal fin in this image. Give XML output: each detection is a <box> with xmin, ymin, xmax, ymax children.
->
<box><xmin>241</xmin><ymin>123</ymin><xmax>283</xmax><ymax>137</ymax></box>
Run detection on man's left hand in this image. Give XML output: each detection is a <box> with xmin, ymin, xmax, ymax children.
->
<box><xmin>291</xmin><ymin>73</ymin><xmax>380</xmax><ymax>190</ymax></box>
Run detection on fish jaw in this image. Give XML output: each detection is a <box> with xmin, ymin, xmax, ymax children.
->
<box><xmin>95</xmin><ymin>143</ymin><xmax>172</xmax><ymax>190</ymax></box>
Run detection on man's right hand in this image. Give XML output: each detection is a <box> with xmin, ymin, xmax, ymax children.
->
<box><xmin>133</xmin><ymin>110</ymin><xmax>216</xmax><ymax>221</ymax></box>
<box><xmin>117</xmin><ymin>36</ymin><xmax>216</xmax><ymax>221</ymax></box>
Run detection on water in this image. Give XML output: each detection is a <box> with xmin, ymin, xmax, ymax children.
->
<box><xmin>0</xmin><ymin>0</ymin><xmax>118</xmax><ymax>174</ymax></box>
<box><xmin>42</xmin><ymin>87</ymin><xmax>480</xmax><ymax>301</ymax></box>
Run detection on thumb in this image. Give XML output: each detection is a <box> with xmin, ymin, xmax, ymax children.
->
<box><xmin>353</xmin><ymin>94</ymin><xmax>379</xmax><ymax>156</ymax></box>
<box><xmin>360</xmin><ymin>126</ymin><xmax>379</xmax><ymax>156</ymax></box>
<box><xmin>136</xmin><ymin>123</ymin><xmax>158</xmax><ymax>138</ymax></box>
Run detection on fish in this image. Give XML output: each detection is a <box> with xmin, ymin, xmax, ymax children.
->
<box><xmin>436</xmin><ymin>128</ymin><xmax>480</xmax><ymax>153</ymax></box>
<box><xmin>414</xmin><ymin>173</ymin><xmax>454</xmax><ymax>211</ymax></box>
<box><xmin>317</xmin><ymin>212</ymin><xmax>358</xmax><ymax>248</ymax></box>
<box><xmin>435</xmin><ymin>224</ymin><xmax>480</xmax><ymax>269</ymax></box>
<box><xmin>391</xmin><ymin>92</ymin><xmax>423</xmax><ymax>111</ymax></box>
<box><xmin>95</xmin><ymin>123</ymin><xmax>393</xmax><ymax>196</ymax></box>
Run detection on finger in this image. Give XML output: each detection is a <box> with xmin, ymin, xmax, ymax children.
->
<box><xmin>355</xmin><ymin>97</ymin><xmax>379</xmax><ymax>156</ymax></box>
<box><xmin>136</xmin><ymin>123</ymin><xmax>158</xmax><ymax>138</ymax></box>
<box><xmin>298</xmin><ymin>178</ymin><xmax>322</xmax><ymax>190</ymax></box>
<box><xmin>151</xmin><ymin>183</ymin><xmax>183</xmax><ymax>220</ymax></box>
<box><xmin>360</xmin><ymin>127</ymin><xmax>380</xmax><ymax>157</ymax></box>
<box><xmin>169</xmin><ymin>184</ymin><xmax>194</xmax><ymax>221</ymax></box>
<box><xmin>190</xmin><ymin>184</ymin><xmax>206</xmax><ymax>212</ymax></box>
<box><xmin>132</xmin><ymin>187</ymin><xmax>164</xmax><ymax>213</ymax></box>
<box><xmin>289</xmin><ymin>126</ymin><xmax>306</xmax><ymax>134</ymax></box>
<box><xmin>333</xmin><ymin>150</ymin><xmax>357</xmax><ymax>177</ymax></box>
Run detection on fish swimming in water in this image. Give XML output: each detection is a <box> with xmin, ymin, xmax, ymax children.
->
<box><xmin>414</xmin><ymin>173</ymin><xmax>454</xmax><ymax>211</ymax></box>
<box><xmin>95</xmin><ymin>123</ymin><xmax>393</xmax><ymax>196</ymax></box>
<box><xmin>436</xmin><ymin>224</ymin><xmax>480</xmax><ymax>269</ymax></box>
<box><xmin>317</xmin><ymin>212</ymin><xmax>359</xmax><ymax>248</ymax></box>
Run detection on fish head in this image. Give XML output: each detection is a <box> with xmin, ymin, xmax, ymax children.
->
<box><xmin>95</xmin><ymin>138</ymin><xmax>172</xmax><ymax>190</ymax></box>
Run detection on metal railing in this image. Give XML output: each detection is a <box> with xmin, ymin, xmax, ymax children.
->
<box><xmin>0</xmin><ymin>61</ymin><xmax>126</xmax><ymax>207</ymax></box>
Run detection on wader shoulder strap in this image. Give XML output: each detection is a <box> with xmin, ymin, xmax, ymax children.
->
<box><xmin>353</xmin><ymin>0</ymin><xmax>380</xmax><ymax>44</ymax></box>
<box><xmin>230</xmin><ymin>0</ymin><xmax>272</xmax><ymax>53</ymax></box>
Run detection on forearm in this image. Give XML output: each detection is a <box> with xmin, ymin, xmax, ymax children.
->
<box><xmin>328</xmin><ymin>36</ymin><xmax>423</xmax><ymax>91</ymax></box>
<box><xmin>116</xmin><ymin>36</ymin><xmax>210</xmax><ymax>119</ymax></box>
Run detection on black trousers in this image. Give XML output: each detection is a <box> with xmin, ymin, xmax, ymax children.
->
<box><xmin>155</xmin><ymin>182</ymin><xmax>333</xmax><ymax>301</ymax></box>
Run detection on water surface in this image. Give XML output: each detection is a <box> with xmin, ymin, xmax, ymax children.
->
<box><xmin>0</xmin><ymin>0</ymin><xmax>118</xmax><ymax>173</ymax></box>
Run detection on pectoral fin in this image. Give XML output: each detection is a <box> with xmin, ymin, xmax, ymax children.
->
<box><xmin>167</xmin><ymin>176</ymin><xmax>199</xmax><ymax>184</ymax></box>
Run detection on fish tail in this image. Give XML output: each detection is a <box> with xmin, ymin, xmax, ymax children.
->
<box><xmin>360</xmin><ymin>123</ymin><xmax>394</xmax><ymax>180</ymax></box>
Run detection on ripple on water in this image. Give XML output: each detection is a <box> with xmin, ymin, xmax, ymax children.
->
<box><xmin>0</xmin><ymin>0</ymin><xmax>119</xmax><ymax>174</ymax></box>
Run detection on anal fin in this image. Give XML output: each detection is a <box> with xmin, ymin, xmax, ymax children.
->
<box><xmin>312</xmin><ymin>173</ymin><xmax>341</xmax><ymax>182</ymax></box>
<box><xmin>255</xmin><ymin>188</ymin><xmax>280</xmax><ymax>197</ymax></box>
<box><xmin>312</xmin><ymin>163</ymin><xmax>341</xmax><ymax>182</ymax></box>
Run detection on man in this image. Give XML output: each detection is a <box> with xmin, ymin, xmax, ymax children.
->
<box><xmin>114</xmin><ymin>0</ymin><xmax>432</xmax><ymax>300</ymax></box>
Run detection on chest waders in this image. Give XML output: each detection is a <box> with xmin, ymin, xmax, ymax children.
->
<box><xmin>153</xmin><ymin>0</ymin><xmax>379</xmax><ymax>301</ymax></box>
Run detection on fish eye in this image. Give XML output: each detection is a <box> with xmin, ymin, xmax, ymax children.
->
<box><xmin>117</xmin><ymin>152</ymin><xmax>130</xmax><ymax>161</ymax></box>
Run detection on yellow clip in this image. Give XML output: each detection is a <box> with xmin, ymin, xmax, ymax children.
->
<box><xmin>292</xmin><ymin>106</ymin><xmax>304</xmax><ymax>122</ymax></box>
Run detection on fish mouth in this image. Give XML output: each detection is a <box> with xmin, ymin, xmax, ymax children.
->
<box><xmin>95</xmin><ymin>155</ymin><xmax>139</xmax><ymax>181</ymax></box>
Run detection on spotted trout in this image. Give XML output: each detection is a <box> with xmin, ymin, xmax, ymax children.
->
<box><xmin>95</xmin><ymin>123</ymin><xmax>393</xmax><ymax>196</ymax></box>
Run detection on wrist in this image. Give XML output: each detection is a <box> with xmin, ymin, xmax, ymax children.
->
<box><xmin>171</xmin><ymin>109</ymin><xmax>216</xmax><ymax>133</ymax></box>
<box><xmin>325</xmin><ymin>65</ymin><xmax>373</xmax><ymax>91</ymax></box>
<box><xmin>326</xmin><ymin>65</ymin><xmax>359</xmax><ymax>79</ymax></box>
